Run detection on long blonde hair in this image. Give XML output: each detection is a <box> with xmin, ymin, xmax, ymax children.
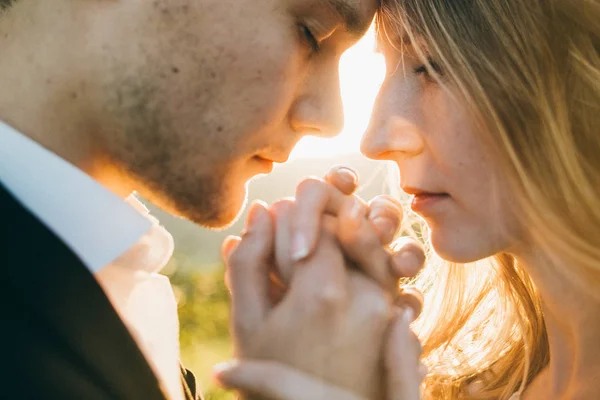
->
<box><xmin>378</xmin><ymin>0</ymin><xmax>600</xmax><ymax>398</ymax></box>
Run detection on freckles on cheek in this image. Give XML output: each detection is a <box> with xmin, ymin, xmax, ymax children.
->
<box><xmin>247</xmin><ymin>59</ymin><xmax>300</xmax><ymax>123</ymax></box>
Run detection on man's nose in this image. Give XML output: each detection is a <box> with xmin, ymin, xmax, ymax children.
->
<box><xmin>289</xmin><ymin>67</ymin><xmax>344</xmax><ymax>138</ymax></box>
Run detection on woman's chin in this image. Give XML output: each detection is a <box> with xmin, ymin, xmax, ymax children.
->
<box><xmin>429</xmin><ymin>229</ymin><xmax>495</xmax><ymax>264</ymax></box>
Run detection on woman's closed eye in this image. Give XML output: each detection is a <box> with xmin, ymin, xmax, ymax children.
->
<box><xmin>413</xmin><ymin>57</ymin><xmax>443</xmax><ymax>81</ymax></box>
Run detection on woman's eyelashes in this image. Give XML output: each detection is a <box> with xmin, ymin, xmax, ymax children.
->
<box><xmin>413</xmin><ymin>57</ymin><xmax>443</xmax><ymax>81</ymax></box>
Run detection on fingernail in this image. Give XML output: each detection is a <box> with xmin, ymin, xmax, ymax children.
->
<box><xmin>393</xmin><ymin>252</ymin><xmax>420</xmax><ymax>276</ymax></box>
<box><xmin>243</xmin><ymin>201</ymin><xmax>266</xmax><ymax>235</ymax></box>
<box><xmin>337</xmin><ymin>167</ymin><xmax>358</xmax><ymax>186</ymax></box>
<box><xmin>372</xmin><ymin>217</ymin><xmax>396</xmax><ymax>240</ymax></box>
<box><xmin>221</xmin><ymin>235</ymin><xmax>240</xmax><ymax>261</ymax></box>
<box><xmin>402</xmin><ymin>307</ymin><xmax>415</xmax><ymax>324</ymax></box>
<box><xmin>349</xmin><ymin>199</ymin><xmax>364</xmax><ymax>221</ymax></box>
<box><xmin>291</xmin><ymin>233</ymin><xmax>310</xmax><ymax>261</ymax></box>
<box><xmin>212</xmin><ymin>360</ymin><xmax>239</xmax><ymax>385</ymax></box>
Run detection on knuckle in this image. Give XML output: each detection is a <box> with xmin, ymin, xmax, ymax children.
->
<box><xmin>221</xmin><ymin>235</ymin><xmax>241</xmax><ymax>262</ymax></box>
<box><xmin>392</xmin><ymin>237</ymin><xmax>423</xmax><ymax>255</ymax></box>
<box><xmin>315</xmin><ymin>284</ymin><xmax>345</xmax><ymax>309</ymax></box>
<box><xmin>227</xmin><ymin>245</ymin><xmax>245</xmax><ymax>268</ymax></box>
<box><xmin>232</xmin><ymin>313</ymin><xmax>255</xmax><ymax>339</ymax></box>
<box><xmin>411</xmin><ymin>332</ymin><xmax>423</xmax><ymax>356</ymax></box>
<box><xmin>271</xmin><ymin>198</ymin><xmax>294</xmax><ymax>219</ymax></box>
<box><xmin>401</xmin><ymin>287</ymin><xmax>425</xmax><ymax>308</ymax></box>
<box><xmin>369</xmin><ymin>194</ymin><xmax>402</xmax><ymax>211</ymax></box>
<box><xmin>271</xmin><ymin>198</ymin><xmax>295</xmax><ymax>210</ymax></box>
<box><xmin>344</xmin><ymin>228</ymin><xmax>381</xmax><ymax>252</ymax></box>
<box><xmin>296</xmin><ymin>177</ymin><xmax>326</xmax><ymax>197</ymax></box>
<box><xmin>227</xmin><ymin>241</ymin><xmax>255</xmax><ymax>269</ymax></box>
<box><xmin>371</xmin><ymin>215</ymin><xmax>401</xmax><ymax>233</ymax></box>
<box><xmin>402</xmin><ymin>240</ymin><xmax>425</xmax><ymax>255</ymax></box>
<box><xmin>369</xmin><ymin>195</ymin><xmax>403</xmax><ymax>218</ymax></box>
<box><xmin>322</xmin><ymin>214</ymin><xmax>338</xmax><ymax>235</ymax></box>
<box><xmin>363</xmin><ymin>292</ymin><xmax>393</xmax><ymax>321</ymax></box>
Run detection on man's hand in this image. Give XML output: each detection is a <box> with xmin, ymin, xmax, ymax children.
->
<box><xmin>220</xmin><ymin>201</ymin><xmax>423</xmax><ymax>399</ymax></box>
<box><xmin>213</xmin><ymin>308</ymin><xmax>426</xmax><ymax>400</ymax></box>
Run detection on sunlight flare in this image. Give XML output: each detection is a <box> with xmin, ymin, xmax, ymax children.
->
<box><xmin>289</xmin><ymin>27</ymin><xmax>385</xmax><ymax>160</ymax></box>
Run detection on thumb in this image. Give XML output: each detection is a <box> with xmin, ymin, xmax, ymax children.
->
<box><xmin>226</xmin><ymin>201</ymin><xmax>274</xmax><ymax>350</ymax></box>
<box><xmin>385</xmin><ymin>308</ymin><xmax>424</xmax><ymax>400</ymax></box>
<box><xmin>213</xmin><ymin>360</ymin><xmax>366</xmax><ymax>400</ymax></box>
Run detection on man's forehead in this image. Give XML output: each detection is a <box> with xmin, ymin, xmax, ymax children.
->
<box><xmin>319</xmin><ymin>0</ymin><xmax>377</xmax><ymax>36</ymax></box>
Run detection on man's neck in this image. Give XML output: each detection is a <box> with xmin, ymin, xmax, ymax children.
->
<box><xmin>515</xmin><ymin>251</ymin><xmax>600</xmax><ymax>399</ymax></box>
<box><xmin>0</xmin><ymin>2</ymin><xmax>90</xmax><ymax>167</ymax></box>
<box><xmin>0</xmin><ymin>0</ymin><xmax>132</xmax><ymax>198</ymax></box>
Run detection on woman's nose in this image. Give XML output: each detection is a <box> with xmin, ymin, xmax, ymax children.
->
<box><xmin>361</xmin><ymin>116</ymin><xmax>424</xmax><ymax>161</ymax></box>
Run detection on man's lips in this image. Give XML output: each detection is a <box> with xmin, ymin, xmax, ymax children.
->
<box><xmin>252</xmin><ymin>156</ymin><xmax>275</xmax><ymax>173</ymax></box>
<box><xmin>256</xmin><ymin>154</ymin><xmax>289</xmax><ymax>164</ymax></box>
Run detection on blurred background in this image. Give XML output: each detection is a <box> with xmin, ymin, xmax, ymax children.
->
<box><xmin>151</xmin><ymin>28</ymin><xmax>396</xmax><ymax>399</ymax></box>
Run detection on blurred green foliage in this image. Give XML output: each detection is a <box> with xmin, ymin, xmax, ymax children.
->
<box><xmin>168</xmin><ymin>258</ymin><xmax>235</xmax><ymax>400</ymax></box>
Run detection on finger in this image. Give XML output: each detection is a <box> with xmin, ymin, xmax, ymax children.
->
<box><xmin>336</xmin><ymin>198</ymin><xmax>399</xmax><ymax>291</ymax></box>
<box><xmin>367</xmin><ymin>195</ymin><xmax>404</xmax><ymax>246</ymax></box>
<box><xmin>271</xmin><ymin>198</ymin><xmax>348</xmax><ymax>306</ymax></box>
<box><xmin>289</xmin><ymin>217</ymin><xmax>348</xmax><ymax>313</ymax></box>
<box><xmin>419</xmin><ymin>363</ymin><xmax>429</xmax><ymax>382</ymax></box>
<box><xmin>390</xmin><ymin>238</ymin><xmax>426</xmax><ymax>278</ymax></box>
<box><xmin>271</xmin><ymin>199</ymin><xmax>339</xmax><ymax>287</ymax></box>
<box><xmin>213</xmin><ymin>360</ymin><xmax>366</xmax><ymax>400</ymax></box>
<box><xmin>226</xmin><ymin>201</ymin><xmax>274</xmax><ymax>350</ymax></box>
<box><xmin>323</xmin><ymin>165</ymin><xmax>359</xmax><ymax>195</ymax></box>
<box><xmin>222</xmin><ymin>235</ymin><xmax>241</xmax><ymax>293</ymax></box>
<box><xmin>394</xmin><ymin>287</ymin><xmax>424</xmax><ymax>320</ymax></box>
<box><xmin>290</xmin><ymin>177</ymin><xmax>362</xmax><ymax>262</ymax></box>
<box><xmin>222</xmin><ymin>235</ymin><xmax>242</xmax><ymax>261</ymax></box>
<box><xmin>385</xmin><ymin>309</ymin><xmax>423</xmax><ymax>400</ymax></box>
<box><xmin>268</xmin><ymin>274</ymin><xmax>287</xmax><ymax>305</ymax></box>
<box><xmin>270</xmin><ymin>199</ymin><xmax>296</xmax><ymax>284</ymax></box>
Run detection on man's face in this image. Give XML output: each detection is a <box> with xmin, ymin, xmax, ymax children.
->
<box><xmin>94</xmin><ymin>0</ymin><xmax>376</xmax><ymax>227</ymax></box>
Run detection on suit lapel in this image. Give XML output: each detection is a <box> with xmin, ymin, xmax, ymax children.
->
<box><xmin>1</xmin><ymin>183</ymin><xmax>168</xmax><ymax>400</ymax></box>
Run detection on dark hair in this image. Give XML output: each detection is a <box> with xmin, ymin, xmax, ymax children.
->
<box><xmin>1</xmin><ymin>0</ymin><xmax>16</xmax><ymax>9</ymax></box>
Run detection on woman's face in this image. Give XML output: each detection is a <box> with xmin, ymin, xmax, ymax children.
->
<box><xmin>361</xmin><ymin>38</ymin><xmax>518</xmax><ymax>263</ymax></box>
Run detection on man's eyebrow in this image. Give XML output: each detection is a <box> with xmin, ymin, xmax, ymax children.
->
<box><xmin>321</xmin><ymin>0</ymin><xmax>368</xmax><ymax>36</ymax></box>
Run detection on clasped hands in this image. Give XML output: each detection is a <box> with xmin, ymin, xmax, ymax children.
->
<box><xmin>215</xmin><ymin>166</ymin><xmax>427</xmax><ymax>400</ymax></box>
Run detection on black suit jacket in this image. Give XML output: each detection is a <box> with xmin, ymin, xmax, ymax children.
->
<box><xmin>0</xmin><ymin>183</ymin><xmax>200</xmax><ymax>399</ymax></box>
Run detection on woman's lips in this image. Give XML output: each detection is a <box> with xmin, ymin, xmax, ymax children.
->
<box><xmin>410</xmin><ymin>193</ymin><xmax>451</xmax><ymax>214</ymax></box>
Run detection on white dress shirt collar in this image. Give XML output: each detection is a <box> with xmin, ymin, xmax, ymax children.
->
<box><xmin>0</xmin><ymin>121</ymin><xmax>152</xmax><ymax>273</ymax></box>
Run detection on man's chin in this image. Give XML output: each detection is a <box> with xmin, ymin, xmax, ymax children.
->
<box><xmin>181</xmin><ymin>190</ymin><xmax>249</xmax><ymax>231</ymax></box>
<box><xmin>137</xmin><ymin>177</ymin><xmax>251</xmax><ymax>229</ymax></box>
<box><xmin>200</xmin><ymin>203</ymin><xmax>247</xmax><ymax>231</ymax></box>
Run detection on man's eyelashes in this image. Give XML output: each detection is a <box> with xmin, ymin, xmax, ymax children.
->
<box><xmin>299</xmin><ymin>24</ymin><xmax>321</xmax><ymax>54</ymax></box>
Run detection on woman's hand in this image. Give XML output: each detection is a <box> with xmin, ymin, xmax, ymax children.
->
<box><xmin>289</xmin><ymin>166</ymin><xmax>425</xmax><ymax>291</ymax></box>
